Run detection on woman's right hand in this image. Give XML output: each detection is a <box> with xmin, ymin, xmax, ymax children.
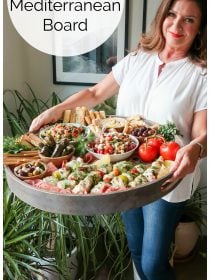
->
<box><xmin>29</xmin><ymin>105</ymin><xmax>63</xmax><ymax>132</ymax></box>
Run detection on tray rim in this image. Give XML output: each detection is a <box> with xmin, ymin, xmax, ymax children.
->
<box><xmin>5</xmin><ymin>165</ymin><xmax>181</xmax><ymax>215</ymax></box>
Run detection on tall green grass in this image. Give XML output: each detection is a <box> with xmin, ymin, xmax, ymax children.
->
<box><xmin>3</xmin><ymin>83</ymin><xmax>62</xmax><ymax>136</ymax></box>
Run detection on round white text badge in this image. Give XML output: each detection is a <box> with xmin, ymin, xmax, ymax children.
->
<box><xmin>7</xmin><ymin>0</ymin><xmax>125</xmax><ymax>56</ymax></box>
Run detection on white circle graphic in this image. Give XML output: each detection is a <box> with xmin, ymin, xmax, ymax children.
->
<box><xmin>7</xmin><ymin>0</ymin><xmax>125</xmax><ymax>56</ymax></box>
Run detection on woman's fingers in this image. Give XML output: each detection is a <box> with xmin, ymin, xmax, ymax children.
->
<box><xmin>29</xmin><ymin>107</ymin><xmax>62</xmax><ymax>132</ymax></box>
<box><xmin>171</xmin><ymin>145</ymin><xmax>199</xmax><ymax>180</ymax></box>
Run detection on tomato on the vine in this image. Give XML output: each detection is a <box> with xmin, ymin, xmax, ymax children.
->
<box><xmin>138</xmin><ymin>143</ymin><xmax>159</xmax><ymax>162</ymax></box>
<box><xmin>159</xmin><ymin>141</ymin><xmax>180</xmax><ymax>161</ymax></box>
<box><xmin>147</xmin><ymin>137</ymin><xmax>164</xmax><ymax>149</ymax></box>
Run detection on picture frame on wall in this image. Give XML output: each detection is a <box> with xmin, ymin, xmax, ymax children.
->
<box><xmin>52</xmin><ymin>1</ymin><xmax>129</xmax><ymax>85</ymax></box>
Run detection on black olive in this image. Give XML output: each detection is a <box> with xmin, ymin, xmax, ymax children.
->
<box><xmin>29</xmin><ymin>167</ymin><xmax>35</xmax><ymax>172</ymax></box>
<box><xmin>142</xmin><ymin>131</ymin><xmax>148</xmax><ymax>137</ymax></box>
<box><xmin>139</xmin><ymin>126</ymin><xmax>147</xmax><ymax>135</ymax></box>
<box><xmin>19</xmin><ymin>170</ymin><xmax>27</xmax><ymax>177</ymax></box>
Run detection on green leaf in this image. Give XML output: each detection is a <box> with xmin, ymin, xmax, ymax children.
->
<box><xmin>51</xmin><ymin>92</ymin><xmax>62</xmax><ymax>106</ymax></box>
<box><xmin>4</xmin><ymin>84</ymin><xmax>61</xmax><ymax>136</ymax></box>
<box><xmin>5</xmin><ymin>232</ymin><xmax>39</xmax><ymax>246</ymax></box>
<box><xmin>157</xmin><ymin>121</ymin><xmax>183</xmax><ymax>141</ymax></box>
<box><xmin>3</xmin><ymin>251</ymin><xmax>22</xmax><ymax>277</ymax></box>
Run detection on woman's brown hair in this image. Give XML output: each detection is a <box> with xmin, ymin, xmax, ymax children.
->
<box><xmin>137</xmin><ymin>0</ymin><xmax>206</xmax><ymax>67</ymax></box>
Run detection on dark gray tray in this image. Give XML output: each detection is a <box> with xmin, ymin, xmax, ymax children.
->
<box><xmin>5</xmin><ymin>166</ymin><xmax>180</xmax><ymax>216</ymax></box>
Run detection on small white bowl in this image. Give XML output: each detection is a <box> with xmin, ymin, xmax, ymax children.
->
<box><xmin>87</xmin><ymin>134</ymin><xmax>139</xmax><ymax>163</ymax></box>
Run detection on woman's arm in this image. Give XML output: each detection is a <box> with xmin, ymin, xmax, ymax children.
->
<box><xmin>171</xmin><ymin>109</ymin><xmax>207</xmax><ymax>180</ymax></box>
<box><xmin>29</xmin><ymin>72</ymin><xmax>119</xmax><ymax>132</ymax></box>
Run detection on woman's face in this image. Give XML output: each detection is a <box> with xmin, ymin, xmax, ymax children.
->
<box><xmin>162</xmin><ymin>0</ymin><xmax>201</xmax><ymax>51</ymax></box>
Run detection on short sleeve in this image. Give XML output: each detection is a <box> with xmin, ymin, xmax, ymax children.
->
<box><xmin>112</xmin><ymin>53</ymin><xmax>136</xmax><ymax>85</ymax></box>
<box><xmin>194</xmin><ymin>74</ymin><xmax>207</xmax><ymax>112</ymax></box>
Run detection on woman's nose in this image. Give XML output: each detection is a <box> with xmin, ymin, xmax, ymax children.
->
<box><xmin>173</xmin><ymin>18</ymin><xmax>183</xmax><ymax>32</ymax></box>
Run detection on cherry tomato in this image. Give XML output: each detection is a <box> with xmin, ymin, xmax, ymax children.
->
<box><xmin>138</xmin><ymin>143</ymin><xmax>159</xmax><ymax>162</ymax></box>
<box><xmin>104</xmin><ymin>146</ymin><xmax>113</xmax><ymax>154</ymax></box>
<box><xmin>72</xmin><ymin>129</ymin><xmax>79</xmax><ymax>138</ymax></box>
<box><xmin>147</xmin><ymin>137</ymin><xmax>164</xmax><ymax>149</ymax></box>
<box><xmin>159</xmin><ymin>141</ymin><xmax>181</xmax><ymax>161</ymax></box>
<box><xmin>105</xmin><ymin>135</ymin><xmax>113</xmax><ymax>141</ymax></box>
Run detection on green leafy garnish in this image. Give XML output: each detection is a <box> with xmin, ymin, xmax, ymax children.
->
<box><xmin>74</xmin><ymin>132</ymin><xmax>95</xmax><ymax>156</ymax></box>
<box><xmin>3</xmin><ymin>136</ymin><xmax>31</xmax><ymax>154</ymax></box>
<box><xmin>157</xmin><ymin>122</ymin><xmax>182</xmax><ymax>141</ymax></box>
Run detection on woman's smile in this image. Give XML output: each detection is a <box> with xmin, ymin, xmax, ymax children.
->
<box><xmin>169</xmin><ymin>31</ymin><xmax>184</xmax><ymax>38</ymax></box>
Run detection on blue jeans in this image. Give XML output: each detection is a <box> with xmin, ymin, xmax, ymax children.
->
<box><xmin>121</xmin><ymin>199</ymin><xmax>186</xmax><ymax>280</ymax></box>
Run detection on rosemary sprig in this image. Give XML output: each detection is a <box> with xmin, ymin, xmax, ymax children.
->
<box><xmin>157</xmin><ymin>122</ymin><xmax>183</xmax><ymax>141</ymax></box>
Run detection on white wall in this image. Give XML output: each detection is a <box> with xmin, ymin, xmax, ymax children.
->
<box><xmin>146</xmin><ymin>1</ymin><xmax>161</xmax><ymax>28</ymax></box>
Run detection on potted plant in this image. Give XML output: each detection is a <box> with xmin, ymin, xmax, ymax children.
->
<box><xmin>171</xmin><ymin>186</ymin><xmax>206</xmax><ymax>263</ymax></box>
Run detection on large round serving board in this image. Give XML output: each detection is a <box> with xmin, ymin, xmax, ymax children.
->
<box><xmin>5</xmin><ymin>166</ymin><xmax>181</xmax><ymax>216</ymax></box>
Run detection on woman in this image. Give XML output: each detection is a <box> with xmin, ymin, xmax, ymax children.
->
<box><xmin>30</xmin><ymin>0</ymin><xmax>207</xmax><ymax>279</ymax></box>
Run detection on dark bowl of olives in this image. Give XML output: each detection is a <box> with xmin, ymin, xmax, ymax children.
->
<box><xmin>130</xmin><ymin>126</ymin><xmax>156</xmax><ymax>144</ymax></box>
<box><xmin>14</xmin><ymin>160</ymin><xmax>47</xmax><ymax>180</ymax></box>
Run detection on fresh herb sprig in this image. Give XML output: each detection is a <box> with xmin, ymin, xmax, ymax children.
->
<box><xmin>74</xmin><ymin>132</ymin><xmax>95</xmax><ymax>156</ymax></box>
<box><xmin>157</xmin><ymin>122</ymin><xmax>182</xmax><ymax>141</ymax></box>
<box><xmin>3</xmin><ymin>136</ymin><xmax>31</xmax><ymax>154</ymax></box>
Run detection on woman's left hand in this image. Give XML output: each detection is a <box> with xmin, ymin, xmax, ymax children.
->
<box><xmin>169</xmin><ymin>143</ymin><xmax>200</xmax><ymax>181</ymax></box>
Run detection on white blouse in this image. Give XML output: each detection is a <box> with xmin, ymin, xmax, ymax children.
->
<box><xmin>112</xmin><ymin>51</ymin><xmax>207</xmax><ymax>202</ymax></box>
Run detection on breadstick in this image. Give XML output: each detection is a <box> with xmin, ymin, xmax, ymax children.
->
<box><xmin>70</xmin><ymin>109</ymin><xmax>76</xmax><ymax>123</ymax></box>
<box><xmin>89</xmin><ymin>110</ymin><xmax>96</xmax><ymax>122</ymax></box>
<box><xmin>123</xmin><ymin>120</ymin><xmax>129</xmax><ymax>133</ymax></box>
<box><xmin>94</xmin><ymin>111</ymin><xmax>101</xmax><ymax>119</ymax></box>
<box><xmin>63</xmin><ymin>110</ymin><xmax>71</xmax><ymax>122</ymax></box>
<box><xmin>99</xmin><ymin>111</ymin><xmax>106</xmax><ymax>119</ymax></box>
<box><xmin>85</xmin><ymin>116</ymin><xmax>92</xmax><ymax>125</ymax></box>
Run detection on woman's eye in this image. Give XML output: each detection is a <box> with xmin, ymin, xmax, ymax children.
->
<box><xmin>167</xmin><ymin>12</ymin><xmax>175</xmax><ymax>17</ymax></box>
<box><xmin>184</xmin><ymin>18</ymin><xmax>194</xmax><ymax>23</ymax></box>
